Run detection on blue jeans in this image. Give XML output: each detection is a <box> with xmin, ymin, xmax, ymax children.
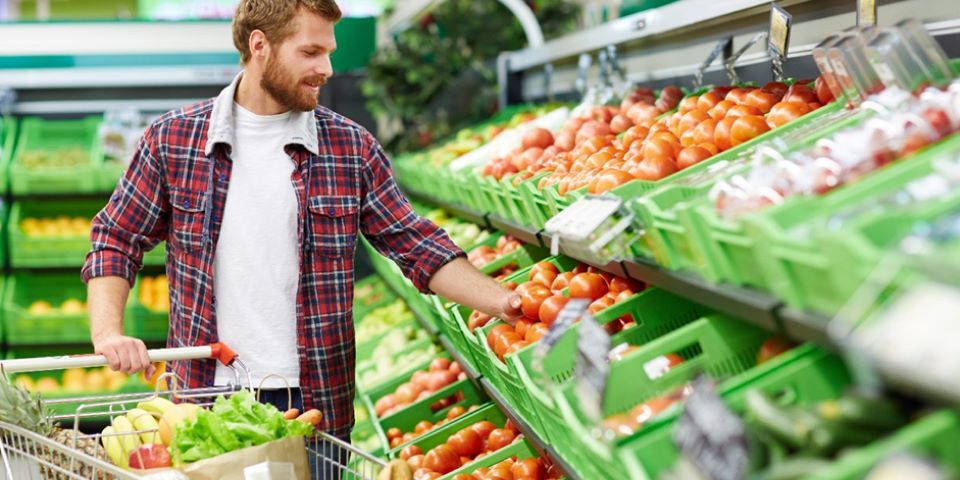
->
<box><xmin>257</xmin><ymin>389</ymin><xmax>351</xmax><ymax>480</ymax></box>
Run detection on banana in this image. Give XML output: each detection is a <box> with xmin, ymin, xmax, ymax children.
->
<box><xmin>101</xmin><ymin>426</ymin><xmax>127</xmax><ymax>468</ymax></box>
<box><xmin>137</xmin><ymin>397</ymin><xmax>175</xmax><ymax>418</ymax></box>
<box><xmin>126</xmin><ymin>408</ymin><xmax>162</xmax><ymax>444</ymax></box>
<box><xmin>111</xmin><ymin>415</ymin><xmax>142</xmax><ymax>460</ymax></box>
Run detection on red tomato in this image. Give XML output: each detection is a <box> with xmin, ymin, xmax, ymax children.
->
<box><xmin>588</xmin><ymin>295</ymin><xmax>615</xmax><ymax>315</ymax></box>
<box><xmin>467</xmin><ymin>311</ymin><xmax>493</xmax><ymax>332</ymax></box>
<box><xmin>815</xmin><ymin>75</ymin><xmax>834</xmax><ymax>105</ymax></box>
<box><xmin>708</xmin><ymin>99</ymin><xmax>735</xmax><ymax>120</ymax></box>
<box><xmin>692</xmin><ymin>118</ymin><xmax>718</xmax><ymax>146</ymax></box>
<box><xmin>430</xmin><ymin>358</ymin><xmax>451</xmax><ymax>372</ymax></box>
<box><xmin>486</xmin><ymin>324</ymin><xmax>513</xmax><ymax>349</ymax></box>
<box><xmin>608</xmin><ymin>276</ymin><xmax>642</xmax><ymax>293</ymax></box>
<box><xmin>677</xmin><ymin>146</ymin><xmax>712</xmax><ymax>170</ymax></box>
<box><xmin>550</xmin><ymin>272</ymin><xmax>575</xmax><ymax>292</ymax></box>
<box><xmin>424</xmin><ymin>445</ymin><xmax>461</xmax><ymax>474</ymax></box>
<box><xmin>589</xmin><ymin>168</ymin><xmax>635</xmax><ymax>194</ymax></box>
<box><xmin>400</xmin><ymin>445</ymin><xmax>423</xmax><ymax>460</ymax></box>
<box><xmin>760</xmin><ymin>81</ymin><xmax>788</xmax><ymax>98</ymax></box>
<box><xmin>724</xmin><ymin>87</ymin><xmax>750</xmax><ymax>105</ymax></box>
<box><xmin>448</xmin><ymin>427</ymin><xmax>483</xmax><ymax>457</ymax></box>
<box><xmin>519</xmin><ymin>284</ymin><xmax>552</xmax><ymax>320</ymax></box>
<box><xmin>525</xmin><ymin>323</ymin><xmax>548</xmax><ymax>343</ymax></box>
<box><xmin>698</xmin><ymin>142</ymin><xmax>720</xmax><ymax>156</ymax></box>
<box><xmin>485</xmin><ymin>429</ymin><xmax>517</xmax><ymax>452</ymax></box>
<box><xmin>678</xmin><ymin>95</ymin><xmax>699</xmax><ymax>113</ymax></box>
<box><xmin>538</xmin><ymin>295</ymin><xmax>570</xmax><ymax>326</ymax></box>
<box><xmin>679</xmin><ymin>109</ymin><xmax>711</xmax><ymax>134</ymax></box>
<box><xmin>407</xmin><ymin>454</ymin><xmax>425</xmax><ymax>471</ymax></box>
<box><xmin>415</xmin><ymin>420</ymin><xmax>433</xmax><ymax>435</ymax></box>
<box><xmin>713</xmin><ymin>116</ymin><xmax>737</xmax><ymax>151</ymax></box>
<box><xmin>387</xmin><ymin>427</ymin><xmax>402</xmax><ymax>440</ymax></box>
<box><xmin>757</xmin><ymin>337</ymin><xmax>796</xmax><ymax>364</ymax></box>
<box><xmin>507</xmin><ymin>340</ymin><xmax>531</xmax><ymax>355</ymax></box>
<box><xmin>414</xmin><ymin>468</ymin><xmax>441</xmax><ymax>480</ymax></box>
<box><xmin>744</xmin><ymin>89</ymin><xmax>779</xmax><ymax>114</ymax></box>
<box><xmin>512</xmin><ymin>458</ymin><xmax>546</xmax><ymax>480</ymax></box>
<box><xmin>569</xmin><ymin>273</ymin><xmax>609</xmax><ymax>300</ymax></box>
<box><xmin>630</xmin><ymin>154</ymin><xmax>678</xmax><ymax>181</ymax></box>
<box><xmin>513</xmin><ymin>319</ymin><xmax>531</xmax><ymax>341</ymax></box>
<box><xmin>610</xmin><ymin>114</ymin><xmax>633</xmax><ymax>134</ymax></box>
<box><xmin>696</xmin><ymin>92</ymin><xmax>722</xmax><ymax>112</ymax></box>
<box><xmin>767</xmin><ymin>101</ymin><xmax>813</xmax><ymax>128</ymax></box>
<box><xmin>529</xmin><ymin>261</ymin><xmax>559</xmax><ymax>280</ymax></box>
<box><xmin>395</xmin><ymin>382</ymin><xmax>424</xmax><ymax>404</ymax></box>
<box><xmin>725</xmin><ymin>104</ymin><xmax>764</xmax><ymax>118</ymax></box>
<box><xmin>447</xmin><ymin>405</ymin><xmax>467</xmax><ymax>420</ymax></box>
<box><xmin>494</xmin><ymin>331</ymin><xmax>523</xmax><ymax>358</ymax></box>
<box><xmin>529</xmin><ymin>270</ymin><xmax>557</xmax><ymax>288</ymax></box>
<box><xmin>782</xmin><ymin>84</ymin><xmax>818</xmax><ymax>104</ymax></box>
<box><xmin>730</xmin><ymin>115</ymin><xmax>771</xmax><ymax>147</ymax></box>
<box><xmin>470</xmin><ymin>421</ymin><xmax>496</xmax><ymax>440</ymax></box>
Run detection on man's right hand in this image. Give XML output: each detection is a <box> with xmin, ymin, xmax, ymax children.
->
<box><xmin>93</xmin><ymin>334</ymin><xmax>154</xmax><ymax>376</ymax></box>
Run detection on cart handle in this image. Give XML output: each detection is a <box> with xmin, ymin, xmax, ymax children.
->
<box><xmin>0</xmin><ymin>343</ymin><xmax>239</xmax><ymax>375</ymax></box>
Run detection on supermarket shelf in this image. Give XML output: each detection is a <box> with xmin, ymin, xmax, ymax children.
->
<box><xmin>487</xmin><ymin>215</ymin><xmax>541</xmax><ymax>247</ymax></box>
<box><xmin>779</xmin><ymin>307</ymin><xmax>839</xmax><ymax>351</ymax></box>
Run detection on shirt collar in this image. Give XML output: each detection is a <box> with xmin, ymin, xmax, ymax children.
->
<box><xmin>205</xmin><ymin>71</ymin><xmax>320</xmax><ymax>157</ymax></box>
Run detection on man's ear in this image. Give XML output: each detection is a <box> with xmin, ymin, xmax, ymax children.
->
<box><xmin>249</xmin><ymin>29</ymin><xmax>270</xmax><ymax>61</ymax></box>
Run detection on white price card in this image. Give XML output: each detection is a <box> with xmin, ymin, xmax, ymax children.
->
<box><xmin>673</xmin><ymin>376</ymin><xmax>748</xmax><ymax>480</ymax></box>
<box><xmin>574</xmin><ymin>313</ymin><xmax>611</xmax><ymax>425</ymax></box>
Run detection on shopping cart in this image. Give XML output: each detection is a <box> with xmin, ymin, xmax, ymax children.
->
<box><xmin>0</xmin><ymin>343</ymin><xmax>386</xmax><ymax>480</ymax></box>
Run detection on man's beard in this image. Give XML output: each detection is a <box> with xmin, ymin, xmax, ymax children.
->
<box><xmin>261</xmin><ymin>54</ymin><xmax>324</xmax><ymax>112</ymax></box>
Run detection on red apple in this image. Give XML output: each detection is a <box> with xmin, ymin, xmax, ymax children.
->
<box><xmin>128</xmin><ymin>444</ymin><xmax>172</xmax><ymax>470</ymax></box>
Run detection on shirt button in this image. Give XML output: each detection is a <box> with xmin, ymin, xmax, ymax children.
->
<box><xmin>327</xmin><ymin>208</ymin><xmax>336</xmax><ymax>216</ymax></box>
<box><xmin>213</xmin><ymin>215</ymin><xmax>220</xmax><ymax>222</ymax></box>
<box><xmin>219</xmin><ymin>174</ymin><xmax>227</xmax><ymax>183</ymax></box>
<box><xmin>184</xmin><ymin>200</ymin><xmax>191</xmax><ymax>208</ymax></box>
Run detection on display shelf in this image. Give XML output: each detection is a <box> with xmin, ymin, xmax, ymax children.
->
<box><xmin>779</xmin><ymin>307</ymin><xmax>839</xmax><ymax>351</ymax></box>
<box><xmin>487</xmin><ymin>215</ymin><xmax>541</xmax><ymax>247</ymax></box>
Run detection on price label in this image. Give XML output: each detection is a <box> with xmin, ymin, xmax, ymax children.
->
<box><xmin>857</xmin><ymin>0</ymin><xmax>877</xmax><ymax>27</ymax></box>
<box><xmin>673</xmin><ymin>376</ymin><xmax>748</xmax><ymax>480</ymax></box>
<box><xmin>768</xmin><ymin>3</ymin><xmax>792</xmax><ymax>80</ymax></box>
<box><xmin>532</xmin><ymin>299</ymin><xmax>589</xmax><ymax>376</ymax></box>
<box><xmin>574</xmin><ymin>312</ymin><xmax>611</xmax><ymax>425</ymax></box>
<box><xmin>545</xmin><ymin>196</ymin><xmax>622</xmax><ymax>255</ymax></box>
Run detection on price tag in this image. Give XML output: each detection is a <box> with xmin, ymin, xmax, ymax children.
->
<box><xmin>574</xmin><ymin>312</ymin><xmax>611</xmax><ymax>424</ymax></box>
<box><xmin>694</xmin><ymin>37</ymin><xmax>733</xmax><ymax>90</ymax></box>
<box><xmin>768</xmin><ymin>3</ymin><xmax>793</xmax><ymax>80</ymax></box>
<box><xmin>545</xmin><ymin>196</ymin><xmax>622</xmax><ymax>255</ymax></box>
<box><xmin>532</xmin><ymin>299</ymin><xmax>590</xmax><ymax>376</ymax></box>
<box><xmin>673</xmin><ymin>376</ymin><xmax>748</xmax><ymax>480</ymax></box>
<box><xmin>857</xmin><ymin>0</ymin><xmax>877</xmax><ymax>27</ymax></box>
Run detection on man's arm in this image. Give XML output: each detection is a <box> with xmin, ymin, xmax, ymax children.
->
<box><xmin>83</xmin><ymin>122</ymin><xmax>169</xmax><ymax>374</ymax></box>
<box><xmin>359</xmin><ymin>134</ymin><xmax>521</xmax><ymax>321</ymax></box>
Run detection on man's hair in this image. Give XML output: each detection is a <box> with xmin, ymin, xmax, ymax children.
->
<box><xmin>233</xmin><ymin>0</ymin><xmax>342</xmax><ymax>64</ymax></box>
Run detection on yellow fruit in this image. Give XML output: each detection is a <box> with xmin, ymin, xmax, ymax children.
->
<box><xmin>111</xmin><ymin>415</ymin><xmax>141</xmax><ymax>461</ymax></box>
<box><xmin>159</xmin><ymin>403</ymin><xmax>200</xmax><ymax>446</ymax></box>
<box><xmin>84</xmin><ymin>370</ymin><xmax>107</xmax><ymax>391</ymax></box>
<box><xmin>28</xmin><ymin>301</ymin><xmax>54</xmax><ymax>315</ymax></box>
<box><xmin>62</xmin><ymin>368</ymin><xmax>86</xmax><ymax>385</ymax></box>
<box><xmin>107</xmin><ymin>375</ymin><xmax>127</xmax><ymax>392</ymax></box>
<box><xmin>14</xmin><ymin>375</ymin><xmax>34</xmax><ymax>390</ymax></box>
<box><xmin>34</xmin><ymin>377</ymin><xmax>60</xmax><ymax>393</ymax></box>
<box><xmin>126</xmin><ymin>409</ymin><xmax>162</xmax><ymax>444</ymax></box>
<box><xmin>137</xmin><ymin>397</ymin><xmax>175</xmax><ymax>418</ymax></box>
<box><xmin>101</xmin><ymin>426</ymin><xmax>126</xmax><ymax>467</ymax></box>
<box><xmin>61</xmin><ymin>299</ymin><xmax>86</xmax><ymax>314</ymax></box>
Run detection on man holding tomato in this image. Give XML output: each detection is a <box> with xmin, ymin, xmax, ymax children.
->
<box><xmin>82</xmin><ymin>0</ymin><xmax>521</xmax><ymax>447</ymax></box>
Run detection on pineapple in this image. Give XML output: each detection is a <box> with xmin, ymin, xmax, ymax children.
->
<box><xmin>0</xmin><ymin>378</ymin><xmax>109</xmax><ymax>479</ymax></box>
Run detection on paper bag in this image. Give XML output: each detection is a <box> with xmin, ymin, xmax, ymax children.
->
<box><xmin>179</xmin><ymin>435</ymin><xmax>308</xmax><ymax>480</ymax></box>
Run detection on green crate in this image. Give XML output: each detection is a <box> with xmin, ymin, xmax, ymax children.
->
<box><xmin>506</xmin><ymin>288</ymin><xmax>709</xmax><ymax>446</ymax></box>
<box><xmin>554</xmin><ymin>314</ymin><xmax>770</xmax><ymax>478</ymax></box>
<box><xmin>519</xmin><ymin>174</ymin><xmax>554</xmax><ymax>229</ymax></box>
<box><xmin>356</xmin><ymin>318</ymin><xmax>419</xmax><ymax>364</ymax></box>
<box><xmin>622</xmin><ymin>344</ymin><xmax>851</xmax><ymax>478</ymax></box>
<box><xmin>125</xmin><ymin>275</ymin><xmax>169</xmax><ymax>342</ymax></box>
<box><xmin>747</xmin><ymin>132</ymin><xmax>960</xmax><ymax>315</ymax></box>
<box><xmin>11</xmin><ymin>116</ymin><xmax>103</xmax><ymax>195</ymax></box>
<box><xmin>4</xmin><ymin>273</ymin><xmax>90</xmax><ymax>345</ymax></box>
<box><xmin>440</xmin><ymin>437</ymin><xmax>540</xmax><ymax>480</ymax></box>
<box><xmin>8</xmin><ymin>200</ymin><xmax>104</xmax><ymax>268</ymax></box>
<box><xmin>817</xmin><ymin>410</ymin><xmax>960</xmax><ymax>480</ymax></box>
<box><xmin>477</xmin><ymin>242</ymin><xmax>550</xmax><ymax>277</ymax></box>
<box><xmin>377</xmin><ymin>381</ymin><xmax>487</xmax><ymax>458</ymax></box>
<box><xmin>356</xmin><ymin>339</ymin><xmax>440</xmax><ymax>394</ymax></box>
<box><xmin>0</xmin><ymin>116</ymin><xmax>16</xmax><ymax>195</ymax></box>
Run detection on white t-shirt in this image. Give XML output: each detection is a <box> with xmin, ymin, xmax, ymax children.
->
<box><xmin>213</xmin><ymin>103</ymin><xmax>301</xmax><ymax>388</ymax></box>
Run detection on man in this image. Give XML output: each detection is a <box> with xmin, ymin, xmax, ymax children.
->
<box><xmin>83</xmin><ymin>0</ymin><xmax>521</xmax><ymax>445</ymax></box>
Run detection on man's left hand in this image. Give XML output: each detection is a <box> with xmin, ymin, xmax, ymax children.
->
<box><xmin>497</xmin><ymin>292</ymin><xmax>523</xmax><ymax>324</ymax></box>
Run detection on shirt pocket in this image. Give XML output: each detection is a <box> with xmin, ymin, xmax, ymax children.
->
<box><xmin>169</xmin><ymin>187</ymin><xmax>207</xmax><ymax>252</ymax></box>
<box><xmin>308</xmin><ymin>195</ymin><xmax>359</xmax><ymax>258</ymax></box>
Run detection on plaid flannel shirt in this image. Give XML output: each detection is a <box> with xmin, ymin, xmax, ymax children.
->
<box><xmin>82</xmin><ymin>74</ymin><xmax>463</xmax><ymax>438</ymax></box>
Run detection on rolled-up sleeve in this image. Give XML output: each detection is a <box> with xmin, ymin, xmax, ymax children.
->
<box><xmin>82</xmin><ymin>123</ymin><xmax>169</xmax><ymax>286</ymax></box>
<box><xmin>359</xmin><ymin>134</ymin><xmax>464</xmax><ymax>293</ymax></box>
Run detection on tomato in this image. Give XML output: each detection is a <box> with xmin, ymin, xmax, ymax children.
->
<box><xmin>730</xmin><ymin>115</ymin><xmax>771</xmax><ymax>147</ymax></box>
<box><xmin>529</xmin><ymin>261</ymin><xmax>558</xmax><ymax>280</ymax></box>
<box><xmin>630</xmin><ymin>154</ymin><xmax>678</xmax><ymax>181</ymax></box>
<box><xmin>697</xmin><ymin>142</ymin><xmax>719</xmax><ymax>156</ymax></box>
<box><xmin>538</xmin><ymin>295</ymin><xmax>570</xmax><ymax>326</ymax></box>
<box><xmin>569</xmin><ymin>273</ymin><xmax>609</xmax><ymax>300</ymax></box>
<box><xmin>486</xmin><ymin>324</ymin><xmax>513</xmax><ymax>350</ymax></box>
<box><xmin>550</xmin><ymin>272</ymin><xmax>575</xmax><ymax>293</ymax></box>
<box><xmin>470</xmin><ymin>420</ymin><xmax>496</xmax><ymax>440</ymax></box>
<box><xmin>414</xmin><ymin>468</ymin><xmax>441</xmax><ymax>480</ymax></box>
<box><xmin>525</xmin><ymin>322</ymin><xmax>548</xmax><ymax>343</ymax></box>
<box><xmin>387</xmin><ymin>427</ymin><xmax>402</xmax><ymax>440</ymax></box>
<box><xmin>403</xmin><ymin>432</ymin><xmax>417</xmax><ymax>443</ymax></box>
<box><xmin>650</xmin><ymin>130</ymin><xmax>682</xmax><ymax>146</ymax></box>
<box><xmin>678</xmin><ymin>95</ymin><xmax>699</xmax><ymax>113</ymax></box>
<box><xmin>713</xmin><ymin>116</ymin><xmax>737</xmax><ymax>151</ymax></box>
<box><xmin>679</xmin><ymin>109</ymin><xmax>711</xmax><ymax>134</ymax></box>
<box><xmin>692</xmin><ymin>118</ymin><xmax>718</xmax><ymax>145</ymax></box>
<box><xmin>448</xmin><ymin>427</ymin><xmax>483</xmax><ymax>457</ymax></box>
<box><xmin>621</xmin><ymin>125</ymin><xmax>650</xmax><ymax>149</ymax></box>
<box><xmin>696</xmin><ymin>92</ymin><xmax>722</xmax><ymax>112</ymax></box>
<box><xmin>707</xmin><ymin>99</ymin><xmax>735</xmax><ymax>120</ymax></box>
<box><xmin>519</xmin><ymin>284</ymin><xmax>552</xmax><ymax>320</ymax></box>
<box><xmin>485</xmin><ymin>429</ymin><xmax>517</xmax><ymax>452</ymax></box>
<box><xmin>589</xmin><ymin>168</ymin><xmax>635</xmax><ymax>194</ymax></box>
<box><xmin>680</xmin><ymin>128</ymin><xmax>698</xmax><ymax>148</ymax></box>
<box><xmin>588</xmin><ymin>295</ymin><xmax>615</xmax><ymax>315</ymax></box>
<box><xmin>627</xmin><ymin>103</ymin><xmax>662</xmax><ymax>125</ymax></box>
<box><xmin>424</xmin><ymin>444</ymin><xmax>460</xmax><ymax>474</ymax></box>
<box><xmin>631</xmin><ymin>395</ymin><xmax>679</xmax><ymax>427</ymax></box>
<box><xmin>584</xmin><ymin>150</ymin><xmax>614</xmax><ymax>170</ymax></box>
<box><xmin>375</xmin><ymin>394</ymin><xmax>398</xmax><ymax>417</ymax></box>
<box><xmin>407</xmin><ymin>454</ymin><xmax>425</xmax><ymax>471</ymax></box>
<box><xmin>447</xmin><ymin>405</ymin><xmax>467</xmax><ymax>420</ymax></box>
<box><xmin>608</xmin><ymin>276</ymin><xmax>642</xmax><ymax>293</ymax></box>
<box><xmin>507</xmin><ymin>340</ymin><xmax>531</xmax><ymax>355</ymax></box>
<box><xmin>782</xmin><ymin>84</ymin><xmax>818</xmax><ymax>104</ymax></box>
<box><xmin>467</xmin><ymin>311</ymin><xmax>493</xmax><ymax>332</ymax></box>
<box><xmin>449</xmin><ymin>361</ymin><xmax>462</xmax><ymax>376</ymax></box>
<box><xmin>512</xmin><ymin>458</ymin><xmax>546</xmax><ymax>480</ymax></box>
<box><xmin>744</xmin><ymin>89</ymin><xmax>779</xmax><ymax>114</ymax></box>
<box><xmin>529</xmin><ymin>269</ymin><xmax>557</xmax><ymax>288</ymax></box>
<box><xmin>453</xmin><ymin>475</ymin><xmax>474</xmax><ymax>480</ymax></box>
<box><xmin>572</xmin><ymin>263</ymin><xmax>589</xmax><ymax>274</ymax></box>
<box><xmin>575</xmin><ymin>121</ymin><xmax>614</xmax><ymax>145</ymax></box>
<box><xmin>725</xmin><ymin>104</ymin><xmax>764</xmax><ymax>118</ymax></box>
<box><xmin>815</xmin><ymin>75</ymin><xmax>834</xmax><ymax>105</ymax></box>
<box><xmin>760</xmin><ymin>81</ymin><xmax>788</xmax><ymax>98</ymax></box>
<box><xmin>396</xmin><ymin>382</ymin><xmax>424</xmax><ymax>404</ymax></box>
<box><xmin>724</xmin><ymin>87</ymin><xmax>750</xmax><ymax>105</ymax></box>
<box><xmin>677</xmin><ymin>146</ymin><xmax>712</xmax><ymax>170</ymax></box>
<box><xmin>642</xmin><ymin>137</ymin><xmax>678</xmax><ymax>161</ymax></box>
<box><xmin>494</xmin><ymin>331</ymin><xmax>522</xmax><ymax>358</ymax></box>
<box><xmin>513</xmin><ymin>319</ymin><xmax>531</xmax><ymax>341</ymax></box>
<box><xmin>757</xmin><ymin>337</ymin><xmax>796</xmax><ymax>364</ymax></box>
<box><xmin>610</xmin><ymin>114</ymin><xmax>633</xmax><ymax>134</ymax></box>
<box><xmin>400</xmin><ymin>445</ymin><xmax>423</xmax><ymax>460</ymax></box>
<box><xmin>767</xmin><ymin>101</ymin><xmax>813</xmax><ymax>128</ymax></box>
<box><xmin>390</xmin><ymin>437</ymin><xmax>403</xmax><ymax>448</ymax></box>
<box><xmin>430</xmin><ymin>358</ymin><xmax>451</xmax><ymax>372</ymax></box>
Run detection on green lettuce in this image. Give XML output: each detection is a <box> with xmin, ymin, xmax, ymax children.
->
<box><xmin>170</xmin><ymin>390</ymin><xmax>315</xmax><ymax>466</ymax></box>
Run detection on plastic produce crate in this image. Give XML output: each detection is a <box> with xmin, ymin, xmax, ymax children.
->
<box><xmin>376</xmin><ymin>383</ymin><xmax>487</xmax><ymax>458</ymax></box>
<box><xmin>4</xmin><ymin>273</ymin><xmax>91</xmax><ymax>345</ymax></box>
<box><xmin>621</xmin><ymin>344</ymin><xmax>852</xmax><ymax>478</ymax></box>
<box><xmin>477</xmin><ymin>242</ymin><xmax>550</xmax><ymax>277</ymax></box>
<box><xmin>506</xmin><ymin>288</ymin><xmax>710</xmax><ymax>445</ymax></box>
<box><xmin>553</xmin><ymin>314</ymin><xmax>770</xmax><ymax>478</ymax></box>
<box><xmin>356</xmin><ymin>338</ymin><xmax>438</xmax><ymax>394</ymax></box>
<box><xmin>124</xmin><ymin>275</ymin><xmax>169</xmax><ymax>342</ymax></box>
<box><xmin>745</xmin><ymin>131</ymin><xmax>960</xmax><ymax>315</ymax></box>
<box><xmin>439</xmin><ymin>437</ymin><xmax>540</xmax><ymax>480</ymax></box>
<box><xmin>0</xmin><ymin>116</ymin><xmax>15</xmax><ymax>195</ymax></box>
<box><xmin>8</xmin><ymin>200</ymin><xmax>105</xmax><ymax>268</ymax></box>
<box><xmin>10</xmin><ymin>116</ymin><xmax>103</xmax><ymax>195</ymax></box>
